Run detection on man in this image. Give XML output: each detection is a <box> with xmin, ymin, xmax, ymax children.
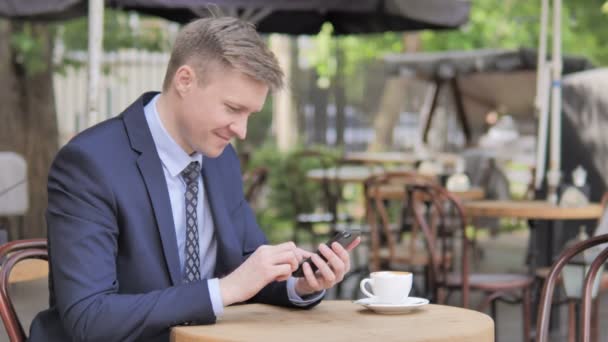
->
<box><xmin>30</xmin><ymin>17</ymin><xmax>359</xmax><ymax>341</ymax></box>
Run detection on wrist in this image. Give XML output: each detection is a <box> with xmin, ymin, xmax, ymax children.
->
<box><xmin>219</xmin><ymin>275</ymin><xmax>240</xmax><ymax>306</ymax></box>
<box><xmin>294</xmin><ymin>278</ymin><xmax>314</xmax><ymax>297</ymax></box>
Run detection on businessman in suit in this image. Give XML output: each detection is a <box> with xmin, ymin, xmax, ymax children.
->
<box><xmin>30</xmin><ymin>17</ymin><xmax>359</xmax><ymax>341</ymax></box>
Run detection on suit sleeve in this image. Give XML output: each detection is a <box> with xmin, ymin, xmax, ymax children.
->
<box><xmin>47</xmin><ymin>144</ymin><xmax>215</xmax><ymax>342</ymax></box>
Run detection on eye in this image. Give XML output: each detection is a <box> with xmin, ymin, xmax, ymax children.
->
<box><xmin>226</xmin><ymin>104</ymin><xmax>239</xmax><ymax>113</ymax></box>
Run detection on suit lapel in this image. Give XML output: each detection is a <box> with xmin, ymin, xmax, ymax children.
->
<box><xmin>123</xmin><ymin>93</ymin><xmax>182</xmax><ymax>285</ymax></box>
<box><xmin>202</xmin><ymin>160</ymin><xmax>241</xmax><ymax>276</ymax></box>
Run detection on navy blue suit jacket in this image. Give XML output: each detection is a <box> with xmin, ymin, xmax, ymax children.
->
<box><xmin>29</xmin><ymin>93</ymin><xmax>320</xmax><ymax>342</ymax></box>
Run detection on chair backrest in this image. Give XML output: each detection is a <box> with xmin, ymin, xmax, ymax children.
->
<box><xmin>363</xmin><ymin>171</ymin><xmax>436</xmax><ymax>272</ymax></box>
<box><xmin>536</xmin><ymin>233</ymin><xmax>608</xmax><ymax>342</ymax></box>
<box><xmin>243</xmin><ymin>167</ymin><xmax>268</xmax><ymax>204</ymax></box>
<box><xmin>0</xmin><ymin>239</ymin><xmax>48</xmax><ymax>342</ymax></box>
<box><xmin>408</xmin><ymin>183</ymin><xmax>470</xmax><ymax>308</ymax></box>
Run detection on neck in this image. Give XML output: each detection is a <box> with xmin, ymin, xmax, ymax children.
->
<box><xmin>156</xmin><ymin>91</ymin><xmax>194</xmax><ymax>155</ymax></box>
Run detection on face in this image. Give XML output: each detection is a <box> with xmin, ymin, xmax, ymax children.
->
<box><xmin>171</xmin><ymin>63</ymin><xmax>269</xmax><ymax>157</ymax></box>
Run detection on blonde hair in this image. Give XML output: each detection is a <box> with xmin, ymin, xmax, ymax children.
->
<box><xmin>162</xmin><ymin>17</ymin><xmax>284</xmax><ymax>92</ymax></box>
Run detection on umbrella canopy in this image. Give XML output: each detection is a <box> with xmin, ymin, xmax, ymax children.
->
<box><xmin>1</xmin><ymin>0</ymin><xmax>470</xmax><ymax>34</ymax></box>
<box><xmin>0</xmin><ymin>0</ymin><xmax>84</xmax><ymax>21</ymax></box>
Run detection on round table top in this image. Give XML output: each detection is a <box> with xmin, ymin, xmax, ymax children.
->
<box><xmin>171</xmin><ymin>301</ymin><xmax>494</xmax><ymax>342</ymax></box>
<box><xmin>344</xmin><ymin>152</ymin><xmax>460</xmax><ymax>167</ymax></box>
<box><xmin>371</xmin><ymin>185</ymin><xmax>485</xmax><ymax>201</ymax></box>
<box><xmin>463</xmin><ymin>200</ymin><xmax>604</xmax><ymax>220</ymax></box>
<box><xmin>9</xmin><ymin>259</ymin><xmax>48</xmax><ymax>283</ymax></box>
<box><xmin>344</xmin><ymin>152</ymin><xmax>420</xmax><ymax>165</ymax></box>
<box><xmin>307</xmin><ymin>166</ymin><xmax>384</xmax><ymax>183</ymax></box>
<box><xmin>306</xmin><ymin>166</ymin><xmax>450</xmax><ymax>184</ymax></box>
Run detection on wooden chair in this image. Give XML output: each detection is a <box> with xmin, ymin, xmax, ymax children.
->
<box><xmin>364</xmin><ymin>171</ymin><xmax>438</xmax><ymax>273</ymax></box>
<box><xmin>534</xmin><ymin>191</ymin><xmax>608</xmax><ymax>342</ymax></box>
<box><xmin>0</xmin><ymin>239</ymin><xmax>48</xmax><ymax>342</ymax></box>
<box><xmin>242</xmin><ymin>166</ymin><xmax>268</xmax><ymax>208</ymax></box>
<box><xmin>409</xmin><ymin>184</ymin><xmax>533</xmax><ymax>342</ymax></box>
<box><xmin>536</xmin><ymin>234</ymin><xmax>608</xmax><ymax>342</ymax></box>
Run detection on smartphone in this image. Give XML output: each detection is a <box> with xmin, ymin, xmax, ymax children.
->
<box><xmin>292</xmin><ymin>229</ymin><xmax>360</xmax><ymax>277</ymax></box>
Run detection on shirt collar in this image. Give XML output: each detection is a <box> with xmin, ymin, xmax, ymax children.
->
<box><xmin>143</xmin><ymin>93</ymin><xmax>203</xmax><ymax>178</ymax></box>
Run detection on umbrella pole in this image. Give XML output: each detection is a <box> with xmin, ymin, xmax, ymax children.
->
<box><xmin>534</xmin><ymin>0</ymin><xmax>550</xmax><ymax>192</ymax></box>
<box><xmin>547</xmin><ymin>0</ymin><xmax>563</xmax><ymax>204</ymax></box>
<box><xmin>87</xmin><ymin>0</ymin><xmax>104</xmax><ymax>128</ymax></box>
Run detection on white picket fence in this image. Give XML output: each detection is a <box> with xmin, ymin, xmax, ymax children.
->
<box><xmin>53</xmin><ymin>49</ymin><xmax>170</xmax><ymax>145</ymax></box>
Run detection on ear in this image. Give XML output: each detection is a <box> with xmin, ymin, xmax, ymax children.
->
<box><xmin>173</xmin><ymin>65</ymin><xmax>197</xmax><ymax>96</ymax></box>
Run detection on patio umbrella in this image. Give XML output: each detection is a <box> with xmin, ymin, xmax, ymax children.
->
<box><xmin>107</xmin><ymin>0</ymin><xmax>470</xmax><ymax>34</ymax></box>
<box><xmin>1</xmin><ymin>1</ymin><xmax>471</xmax><ymax>34</ymax></box>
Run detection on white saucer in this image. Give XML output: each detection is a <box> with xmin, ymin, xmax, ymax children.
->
<box><xmin>353</xmin><ymin>297</ymin><xmax>429</xmax><ymax>314</ymax></box>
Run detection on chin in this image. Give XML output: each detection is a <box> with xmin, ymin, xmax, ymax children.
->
<box><xmin>202</xmin><ymin>146</ymin><xmax>226</xmax><ymax>158</ymax></box>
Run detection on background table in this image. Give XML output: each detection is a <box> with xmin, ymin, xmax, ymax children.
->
<box><xmin>463</xmin><ymin>200</ymin><xmax>603</xmax><ymax>267</ymax></box>
<box><xmin>463</xmin><ymin>200</ymin><xmax>603</xmax><ymax>221</ymax></box>
<box><xmin>9</xmin><ymin>259</ymin><xmax>48</xmax><ymax>283</ymax></box>
<box><xmin>172</xmin><ymin>301</ymin><xmax>494</xmax><ymax>342</ymax></box>
<box><xmin>373</xmin><ymin>185</ymin><xmax>484</xmax><ymax>201</ymax></box>
<box><xmin>344</xmin><ymin>152</ymin><xmax>460</xmax><ymax>168</ymax></box>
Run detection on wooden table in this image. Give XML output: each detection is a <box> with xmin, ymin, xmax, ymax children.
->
<box><xmin>171</xmin><ymin>301</ymin><xmax>494</xmax><ymax>342</ymax></box>
<box><xmin>9</xmin><ymin>259</ymin><xmax>48</xmax><ymax>283</ymax></box>
<box><xmin>344</xmin><ymin>152</ymin><xmax>460</xmax><ymax>168</ymax></box>
<box><xmin>463</xmin><ymin>200</ymin><xmax>604</xmax><ymax>269</ymax></box>
<box><xmin>374</xmin><ymin>185</ymin><xmax>485</xmax><ymax>201</ymax></box>
<box><xmin>463</xmin><ymin>200</ymin><xmax>603</xmax><ymax>221</ymax></box>
<box><xmin>344</xmin><ymin>152</ymin><xmax>419</xmax><ymax>165</ymax></box>
<box><xmin>306</xmin><ymin>165</ymin><xmax>384</xmax><ymax>183</ymax></box>
<box><xmin>307</xmin><ymin>166</ymin><xmax>450</xmax><ymax>184</ymax></box>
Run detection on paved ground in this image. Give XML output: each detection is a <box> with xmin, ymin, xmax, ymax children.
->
<box><xmin>1</xmin><ymin>229</ymin><xmax>606</xmax><ymax>341</ymax></box>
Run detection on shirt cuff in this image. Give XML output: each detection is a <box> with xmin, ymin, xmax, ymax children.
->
<box><xmin>208</xmin><ymin>278</ymin><xmax>224</xmax><ymax>318</ymax></box>
<box><xmin>286</xmin><ymin>277</ymin><xmax>325</xmax><ymax>305</ymax></box>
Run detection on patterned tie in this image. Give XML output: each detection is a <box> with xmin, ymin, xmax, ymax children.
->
<box><xmin>181</xmin><ymin>161</ymin><xmax>201</xmax><ymax>283</ymax></box>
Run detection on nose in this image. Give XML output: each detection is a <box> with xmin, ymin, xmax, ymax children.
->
<box><xmin>229</xmin><ymin>116</ymin><xmax>248</xmax><ymax>140</ymax></box>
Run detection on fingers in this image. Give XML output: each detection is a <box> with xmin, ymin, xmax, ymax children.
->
<box><xmin>273</xmin><ymin>250</ymin><xmax>300</xmax><ymax>271</ymax></box>
<box><xmin>295</xmin><ymin>247</ymin><xmax>314</xmax><ymax>261</ymax></box>
<box><xmin>345</xmin><ymin>237</ymin><xmax>361</xmax><ymax>251</ymax></box>
<box><xmin>273</xmin><ymin>241</ymin><xmax>298</xmax><ymax>252</ymax></box>
<box><xmin>272</xmin><ymin>264</ymin><xmax>294</xmax><ymax>282</ymax></box>
<box><xmin>330</xmin><ymin>242</ymin><xmax>351</xmax><ymax>274</ymax></box>
<box><xmin>318</xmin><ymin>244</ymin><xmax>345</xmax><ymax>280</ymax></box>
<box><xmin>302</xmin><ymin>262</ymin><xmax>323</xmax><ymax>291</ymax></box>
<box><xmin>309</xmin><ymin>253</ymin><xmax>335</xmax><ymax>285</ymax></box>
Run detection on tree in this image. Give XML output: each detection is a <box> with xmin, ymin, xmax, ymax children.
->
<box><xmin>0</xmin><ymin>11</ymin><xmax>169</xmax><ymax>239</ymax></box>
<box><xmin>421</xmin><ymin>0</ymin><xmax>608</xmax><ymax>66</ymax></box>
<box><xmin>0</xmin><ymin>21</ymin><xmax>58</xmax><ymax>238</ymax></box>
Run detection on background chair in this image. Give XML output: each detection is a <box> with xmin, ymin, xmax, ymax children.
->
<box><xmin>409</xmin><ymin>184</ymin><xmax>533</xmax><ymax>342</ymax></box>
<box><xmin>0</xmin><ymin>238</ymin><xmax>47</xmax><ymax>342</ymax></box>
<box><xmin>242</xmin><ymin>166</ymin><xmax>269</xmax><ymax>210</ymax></box>
<box><xmin>536</xmin><ymin>234</ymin><xmax>608</xmax><ymax>342</ymax></box>
<box><xmin>364</xmin><ymin>171</ymin><xmax>436</xmax><ymax>273</ymax></box>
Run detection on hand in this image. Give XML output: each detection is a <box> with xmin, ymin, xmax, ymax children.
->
<box><xmin>294</xmin><ymin>237</ymin><xmax>361</xmax><ymax>297</ymax></box>
<box><xmin>219</xmin><ymin>242</ymin><xmax>305</xmax><ymax>306</ymax></box>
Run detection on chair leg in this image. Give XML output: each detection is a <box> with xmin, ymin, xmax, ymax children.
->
<box><xmin>591</xmin><ymin>297</ymin><xmax>599</xmax><ymax>342</ymax></box>
<box><xmin>568</xmin><ymin>300</ymin><xmax>576</xmax><ymax>342</ymax></box>
<box><xmin>522</xmin><ymin>287</ymin><xmax>531</xmax><ymax>342</ymax></box>
<box><xmin>491</xmin><ymin>300</ymin><xmax>498</xmax><ymax>341</ymax></box>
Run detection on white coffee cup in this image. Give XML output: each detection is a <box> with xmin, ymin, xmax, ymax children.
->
<box><xmin>360</xmin><ymin>271</ymin><xmax>412</xmax><ymax>304</ymax></box>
